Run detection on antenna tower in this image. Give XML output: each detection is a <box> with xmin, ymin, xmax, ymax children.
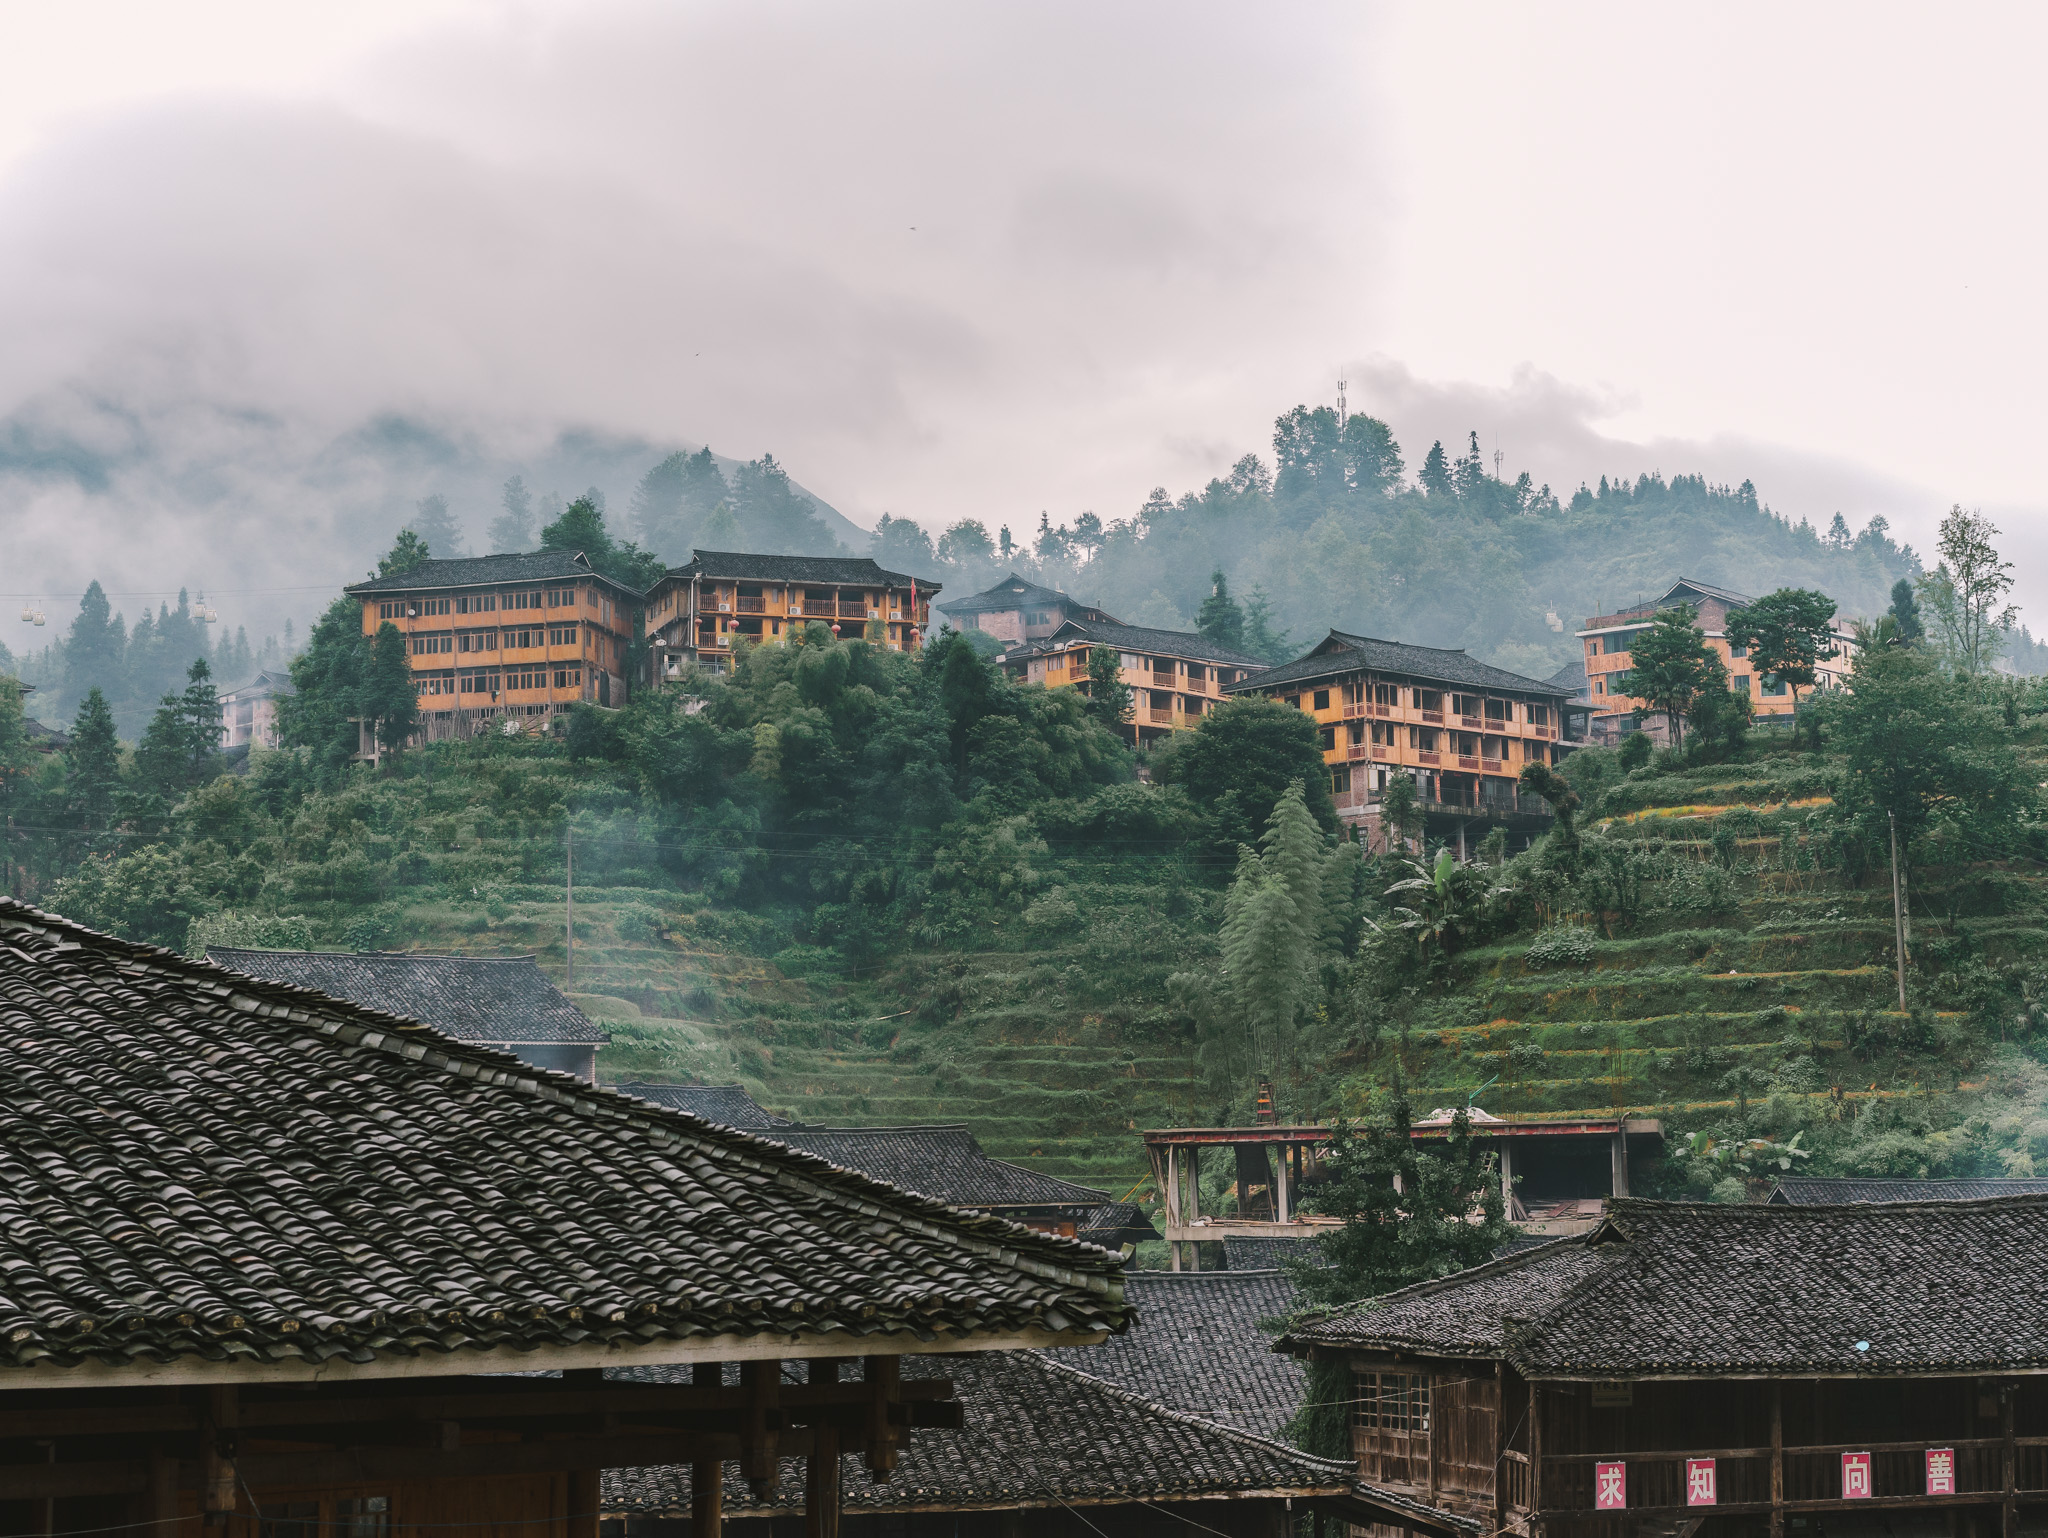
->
<box><xmin>1336</xmin><ymin>372</ymin><xmax>1348</xmax><ymax>431</ymax></box>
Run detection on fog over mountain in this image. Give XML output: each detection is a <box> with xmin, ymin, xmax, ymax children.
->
<box><xmin>4</xmin><ymin>1</ymin><xmax>2048</xmax><ymax>654</ymax></box>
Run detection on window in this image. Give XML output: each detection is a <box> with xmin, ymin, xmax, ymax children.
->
<box><xmin>1761</xmin><ymin>673</ymin><xmax>1786</xmax><ymax>697</ymax></box>
<box><xmin>1332</xmin><ymin>764</ymin><xmax>1351</xmax><ymax>793</ymax></box>
<box><xmin>1528</xmin><ymin>703</ymin><xmax>1550</xmax><ymax>727</ymax></box>
<box><xmin>1352</xmin><ymin>1372</ymin><xmax>1431</xmax><ymax>1432</ymax></box>
<box><xmin>1733</xmin><ymin>673</ymin><xmax>1751</xmax><ymax>695</ymax></box>
<box><xmin>1729</xmin><ymin>643</ymin><xmax>1748</xmax><ymax>659</ymax></box>
<box><xmin>1374</xmin><ymin>682</ymin><xmax>1400</xmax><ymax>707</ymax></box>
<box><xmin>1484</xmin><ymin>699</ymin><xmax>1508</xmax><ymax>723</ymax></box>
<box><xmin>548</xmin><ymin>625</ymin><xmax>578</xmax><ymax>647</ymax></box>
<box><xmin>1319</xmin><ymin>725</ymin><xmax>1336</xmax><ymax>751</ymax></box>
<box><xmin>1313</xmin><ymin>689</ymin><xmax>1331</xmax><ymax>711</ymax></box>
<box><xmin>1370</xmin><ymin>721</ymin><xmax>1392</xmax><ymax>746</ymax></box>
<box><xmin>554</xmin><ymin>668</ymin><xmax>583</xmax><ymax>689</ymax></box>
<box><xmin>460</xmin><ymin>670</ymin><xmax>500</xmax><ymax>694</ymax></box>
<box><xmin>1595</xmin><ymin>679</ymin><xmax>1606</xmax><ymax>696</ymax></box>
<box><xmin>1416</xmin><ymin>689</ymin><xmax>1442</xmax><ymax>713</ymax></box>
<box><xmin>409</xmin><ymin>634</ymin><xmax>452</xmax><ymax>655</ymax></box>
<box><xmin>1452</xmin><ymin>693</ymin><xmax>1480</xmax><ymax>718</ymax></box>
<box><xmin>1409</xmin><ymin>726</ymin><xmax>1438</xmax><ymax>751</ymax></box>
<box><xmin>1348</xmin><ymin>721</ymin><xmax>1365</xmax><ymax>745</ymax></box>
<box><xmin>338</xmin><ymin>1498</ymin><xmax>389</xmax><ymax>1538</ymax></box>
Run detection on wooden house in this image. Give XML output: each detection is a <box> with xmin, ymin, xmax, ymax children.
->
<box><xmin>208</xmin><ymin>946</ymin><xmax>612</xmax><ymax>1083</ymax></box>
<box><xmin>1223</xmin><ymin>632</ymin><xmax>1578</xmax><ymax>855</ymax></box>
<box><xmin>643</xmin><ymin>552</ymin><xmax>937</xmax><ymax>679</ymax></box>
<box><xmin>1144</xmin><ymin>1116</ymin><xmax>1663</xmax><ymax>1271</ymax></box>
<box><xmin>1577</xmin><ymin>577</ymin><xmax>1860</xmax><ymax>745</ymax></box>
<box><xmin>344</xmin><ymin>551</ymin><xmax>643</xmax><ymax>751</ymax></box>
<box><xmin>935</xmin><ymin>573</ymin><xmax>1119</xmax><ymax>651</ymax></box>
<box><xmin>603</xmin><ymin>1350</ymin><xmax>1423</xmax><ymax>1538</ymax></box>
<box><xmin>616</xmin><ymin>1081</ymin><xmax>792</xmax><ymax>1130</ymax></box>
<box><xmin>217</xmin><ymin>669</ymin><xmax>295</xmax><ymax>750</ymax></box>
<box><xmin>1003</xmin><ymin>618</ymin><xmax>1269</xmax><ymax>747</ymax></box>
<box><xmin>0</xmin><ymin>895</ymin><xmax>1130</xmax><ymax>1538</ymax></box>
<box><xmin>1279</xmin><ymin>1195</ymin><xmax>2048</xmax><ymax>1538</ymax></box>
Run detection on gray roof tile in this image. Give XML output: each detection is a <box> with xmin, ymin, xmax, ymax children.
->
<box><xmin>346</xmin><ymin>550</ymin><xmax>630</xmax><ymax>595</ymax></box>
<box><xmin>666</xmin><ymin>551</ymin><xmax>935</xmax><ymax>591</ymax></box>
<box><xmin>769</xmin><ymin>1125</ymin><xmax>1110</xmax><ymax>1214</ymax></box>
<box><xmin>615</xmin><ymin>1081</ymin><xmax>788</xmax><ymax>1129</ymax></box>
<box><xmin>1048</xmin><ymin>1270</ymin><xmax>1304</xmax><ymax>1439</ymax></box>
<box><xmin>1226</xmin><ymin>630</ymin><xmax>1573</xmax><ymax>698</ymax></box>
<box><xmin>1285</xmin><ymin>1197</ymin><xmax>2048</xmax><ymax>1376</ymax></box>
<box><xmin>1012</xmin><ymin>618</ymin><xmax>1270</xmax><ymax>669</ymax></box>
<box><xmin>1768</xmin><ymin>1177</ymin><xmax>2048</xmax><ymax>1204</ymax></box>
<box><xmin>0</xmin><ymin>898</ymin><xmax>1128</xmax><ymax>1376</ymax></box>
<box><xmin>207</xmin><ymin>948</ymin><xmax>608</xmax><ymax>1045</ymax></box>
<box><xmin>603</xmin><ymin>1350</ymin><xmax>1354</xmax><ymax>1514</ymax></box>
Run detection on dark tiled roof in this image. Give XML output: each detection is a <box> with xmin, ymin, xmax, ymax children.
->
<box><xmin>206</xmin><ymin>948</ymin><xmax>608</xmax><ymax>1046</ymax></box>
<box><xmin>1225</xmin><ymin>1234</ymin><xmax>1333</xmax><ymax>1271</ymax></box>
<box><xmin>346</xmin><ymin>550</ymin><xmax>626</xmax><ymax>595</ymax></box>
<box><xmin>219</xmin><ymin>670</ymin><xmax>296</xmax><ymax>702</ymax></box>
<box><xmin>604</xmin><ymin>1350</ymin><xmax>1354</xmax><ymax>1515</ymax></box>
<box><xmin>1285</xmin><ymin>1198</ymin><xmax>2048</xmax><ymax>1377</ymax></box>
<box><xmin>1012</xmin><ymin>618</ymin><xmax>1269</xmax><ymax>669</ymax></box>
<box><xmin>614</xmin><ymin>1081</ymin><xmax>788</xmax><ymax>1129</ymax></box>
<box><xmin>938</xmin><ymin>573</ymin><xmax>1075</xmax><ymax>616</ymax></box>
<box><xmin>666</xmin><ymin>551</ymin><xmax>936</xmax><ymax>591</ymax></box>
<box><xmin>1079</xmin><ymin>1202</ymin><xmax>1164</xmax><ymax>1248</ymax></box>
<box><xmin>1768</xmin><ymin>1177</ymin><xmax>2048</xmax><ymax>1205</ymax></box>
<box><xmin>1543</xmin><ymin>656</ymin><xmax>1590</xmax><ymax>701</ymax></box>
<box><xmin>1225</xmin><ymin>630</ymin><xmax>1573</xmax><ymax>698</ymax></box>
<box><xmin>1048</xmin><ymin>1270</ymin><xmax>1303</xmax><ymax>1439</ymax></box>
<box><xmin>0</xmin><ymin>898</ymin><xmax>1127</xmax><ymax>1377</ymax></box>
<box><xmin>771</xmin><ymin>1125</ymin><xmax>1109</xmax><ymax>1214</ymax></box>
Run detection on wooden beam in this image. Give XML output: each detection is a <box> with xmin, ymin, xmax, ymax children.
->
<box><xmin>742</xmin><ymin>1360</ymin><xmax>781</xmax><ymax>1501</ymax></box>
<box><xmin>864</xmin><ymin>1356</ymin><xmax>900</xmax><ymax>1479</ymax></box>
<box><xmin>567</xmin><ymin>1468</ymin><xmax>600</xmax><ymax>1538</ymax></box>
<box><xmin>1528</xmin><ymin>1384</ymin><xmax>1543</xmax><ymax>1538</ymax></box>
<box><xmin>1610</xmin><ymin>1130</ymin><xmax>1628</xmax><ymax>1198</ymax></box>
<box><xmin>1490</xmin><ymin>1363</ymin><xmax>1506</xmax><ymax>1535</ymax></box>
<box><xmin>231</xmin><ymin>1429</ymin><xmax>753</xmax><ymax>1488</ymax></box>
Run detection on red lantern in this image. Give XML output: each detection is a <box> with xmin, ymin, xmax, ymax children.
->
<box><xmin>831</xmin><ymin>623</ymin><xmax>841</xmax><ymax>635</ymax></box>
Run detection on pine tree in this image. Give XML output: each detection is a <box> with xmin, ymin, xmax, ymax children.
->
<box><xmin>1418</xmin><ymin>440</ymin><xmax>1453</xmax><ymax>496</ymax></box>
<box><xmin>362</xmin><ymin>622</ymin><xmax>420</xmax><ymax>762</ymax></box>
<box><xmin>1196</xmin><ymin>570</ymin><xmax>1245</xmax><ymax>649</ymax></box>
<box><xmin>1241</xmin><ymin>587</ymin><xmax>1292</xmax><ymax>663</ymax></box>
<box><xmin>1889</xmin><ymin>577</ymin><xmax>1924</xmax><ymax>642</ymax></box>
<box><xmin>488</xmin><ymin>475</ymin><xmax>536</xmax><ymax>553</ymax></box>
<box><xmin>377</xmin><ymin>530</ymin><xmax>433</xmax><ymax>577</ymax></box>
<box><xmin>64</xmin><ymin>688</ymin><xmax>122</xmax><ymax>848</ymax></box>
<box><xmin>408</xmin><ymin>494</ymin><xmax>465</xmax><ymax>558</ymax></box>
<box><xmin>1082</xmin><ymin>646</ymin><xmax>1133</xmax><ymax>732</ymax></box>
<box><xmin>61</xmin><ymin>580</ymin><xmax>125</xmax><ymax>715</ymax></box>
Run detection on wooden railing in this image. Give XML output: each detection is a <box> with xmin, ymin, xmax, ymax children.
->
<box><xmin>1422</xmin><ymin>710</ymin><xmax>1444</xmax><ymax>723</ymax></box>
<box><xmin>838</xmin><ymin>601</ymin><xmax>869</xmax><ymax>618</ymax></box>
<box><xmin>736</xmin><ymin>596</ymin><xmax>765</xmax><ymax>613</ymax></box>
<box><xmin>1149</xmin><ymin>707</ymin><xmax>1173</xmax><ymax>723</ymax></box>
<box><xmin>1533</xmin><ymin>1436</ymin><xmax>2042</xmax><ymax>1519</ymax></box>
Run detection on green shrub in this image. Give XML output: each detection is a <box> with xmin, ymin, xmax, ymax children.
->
<box><xmin>1526</xmin><ymin>925</ymin><xmax>1596</xmax><ymax>969</ymax></box>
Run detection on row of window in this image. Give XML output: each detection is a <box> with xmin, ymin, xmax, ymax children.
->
<box><xmin>1320</xmin><ymin>721</ymin><xmax>1544</xmax><ymax>758</ymax></box>
<box><xmin>441</xmin><ymin>668</ymin><xmax>583</xmax><ymax>694</ymax></box>
<box><xmin>1293</xmin><ymin>685</ymin><xmax>1551</xmax><ymax>727</ymax></box>
<box><xmin>376</xmin><ymin>587</ymin><xmax>590</xmax><ymax>621</ymax></box>
<box><xmin>411</xmin><ymin>626</ymin><xmax>582</xmax><ymax>654</ymax></box>
<box><xmin>1594</xmin><ymin>673</ymin><xmax>1790</xmax><ymax>700</ymax></box>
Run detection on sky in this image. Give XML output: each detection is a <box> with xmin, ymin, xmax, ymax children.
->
<box><xmin>3</xmin><ymin>0</ymin><xmax>2046</xmax><ymax>640</ymax></box>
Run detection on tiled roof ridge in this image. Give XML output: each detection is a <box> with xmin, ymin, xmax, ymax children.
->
<box><xmin>210</xmin><ymin>946</ymin><xmax>543</xmax><ymax>965</ymax></box>
<box><xmin>670</xmin><ymin>550</ymin><xmax>928</xmax><ymax>589</ymax></box>
<box><xmin>1037</xmin><ymin>617</ymin><xmax>1270</xmax><ymax>667</ymax></box>
<box><xmin>1611</xmin><ymin>1193</ymin><xmax>2048</xmax><ymax>1217</ymax></box>
<box><xmin>1127</xmin><ymin>1269</ymin><xmax>1284</xmax><ymax>1281</ymax></box>
<box><xmin>1</xmin><ymin>900</ymin><xmax>1129</xmax><ymax>1296</ymax></box>
<box><xmin>1233</xmin><ymin>630</ymin><xmax>1572</xmax><ymax>696</ymax></box>
<box><xmin>1022</xmin><ymin>1353</ymin><xmax>1358</xmax><ymax>1478</ymax></box>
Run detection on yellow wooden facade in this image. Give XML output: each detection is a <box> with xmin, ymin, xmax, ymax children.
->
<box><xmin>350</xmin><ymin>555</ymin><xmax>640</xmax><ymax>736</ymax></box>
<box><xmin>644</xmin><ymin>557</ymin><xmax>935</xmax><ymax>679</ymax></box>
<box><xmin>1007</xmin><ymin>624</ymin><xmax>1266</xmax><ymax>746</ymax></box>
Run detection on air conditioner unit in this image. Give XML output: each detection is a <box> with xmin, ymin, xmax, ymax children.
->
<box><xmin>718</xmin><ymin>603</ymin><xmax>731</xmax><ymax>613</ymax></box>
<box><xmin>718</xmin><ymin>634</ymin><xmax>731</xmax><ymax>646</ymax></box>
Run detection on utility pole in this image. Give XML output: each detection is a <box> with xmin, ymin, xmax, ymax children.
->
<box><xmin>565</xmin><ymin>821</ymin><xmax>575</xmax><ymax>991</ymax></box>
<box><xmin>1888</xmin><ymin>810</ymin><xmax>1907</xmax><ymax>1011</ymax></box>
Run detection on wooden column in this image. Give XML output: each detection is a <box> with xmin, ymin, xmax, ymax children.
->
<box><xmin>805</xmin><ymin>1425</ymin><xmax>842</xmax><ymax>1538</ymax></box>
<box><xmin>200</xmin><ymin>1387</ymin><xmax>237</xmax><ymax>1524</ymax></box>
<box><xmin>741</xmin><ymin>1360</ymin><xmax>781</xmax><ymax>1500</ymax></box>
<box><xmin>1528</xmin><ymin>1383</ymin><xmax>1544</xmax><ymax>1538</ymax></box>
<box><xmin>864</xmin><ymin>1355</ymin><xmax>901</xmax><ymax>1479</ymax></box>
<box><xmin>2004</xmin><ymin>1382</ymin><xmax>2018</xmax><ymax>1538</ymax></box>
<box><xmin>1500</xmin><ymin>1143</ymin><xmax>1515</xmax><ymax>1216</ymax></box>
<box><xmin>1187</xmin><ymin>1147</ymin><xmax>1202</xmax><ymax>1272</ymax></box>
<box><xmin>1610</xmin><ymin>1129</ymin><xmax>1629</xmax><ymax>1198</ymax></box>
<box><xmin>1167</xmin><ymin>1147</ymin><xmax>1182</xmax><ymax>1271</ymax></box>
<box><xmin>1769</xmin><ymin>1382</ymin><xmax>1784</xmax><ymax>1538</ymax></box>
<box><xmin>146</xmin><ymin>1449</ymin><xmax>178</xmax><ymax>1538</ymax></box>
<box><xmin>693</xmin><ymin>1362</ymin><xmax>724</xmax><ymax>1538</ymax></box>
<box><xmin>1426</xmin><ymin>1371</ymin><xmax>1438</xmax><ymax>1502</ymax></box>
<box><xmin>1276</xmin><ymin>1142</ymin><xmax>1292</xmax><ymax>1224</ymax></box>
<box><xmin>567</xmin><ymin>1469</ymin><xmax>601</xmax><ymax>1538</ymax></box>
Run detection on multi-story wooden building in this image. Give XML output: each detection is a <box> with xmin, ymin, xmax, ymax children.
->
<box><xmin>1004</xmin><ymin>618</ymin><xmax>1268</xmax><ymax>747</ymax></box>
<box><xmin>344</xmin><ymin>551</ymin><xmax>641</xmax><ymax>748</ymax></box>
<box><xmin>1224</xmin><ymin>631</ymin><xmax>1578</xmax><ymax>853</ymax></box>
<box><xmin>217</xmin><ymin>669</ymin><xmax>294</xmax><ymax>751</ymax></box>
<box><xmin>1280</xmin><ymin>1196</ymin><xmax>2048</xmax><ymax>1538</ymax></box>
<box><xmin>1578</xmin><ymin>576</ymin><xmax>1859</xmax><ymax>745</ymax></box>
<box><xmin>643</xmin><ymin>552</ymin><xmax>937</xmax><ymax>679</ymax></box>
<box><xmin>937</xmin><ymin>572</ymin><xmax>1120</xmax><ymax>651</ymax></box>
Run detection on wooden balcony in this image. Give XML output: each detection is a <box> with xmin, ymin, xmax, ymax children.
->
<box><xmin>1482</xmin><ymin>758</ymin><xmax>1504</xmax><ymax>772</ymax></box>
<box><xmin>1460</xmin><ymin>714</ymin><xmax>1483</xmax><ymax>728</ymax></box>
<box><xmin>1372</xmin><ymin>745</ymin><xmax>1390</xmax><ymax>759</ymax></box>
<box><xmin>736</xmin><ymin>596</ymin><xmax>766</xmax><ymax>613</ymax></box>
<box><xmin>1148</xmin><ymin>706</ymin><xmax>1173</xmax><ymax>724</ymax></box>
<box><xmin>837</xmin><ymin>601</ymin><xmax>869</xmax><ymax>618</ymax></box>
<box><xmin>1422</xmin><ymin>710</ymin><xmax>1444</xmax><ymax>723</ymax></box>
<box><xmin>1458</xmin><ymin>755</ymin><xmax>1480</xmax><ymax>769</ymax></box>
<box><xmin>1417</xmin><ymin>751</ymin><xmax>1441</xmax><ymax>765</ymax></box>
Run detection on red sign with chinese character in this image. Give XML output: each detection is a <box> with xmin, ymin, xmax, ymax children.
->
<box><xmin>1842</xmin><ymin>1452</ymin><xmax>1873</xmax><ymax>1499</ymax></box>
<box><xmin>1927</xmin><ymin>1448</ymin><xmax>1956</xmax><ymax>1496</ymax></box>
<box><xmin>1595</xmin><ymin>1462</ymin><xmax>1626</xmax><ymax>1510</ymax></box>
<box><xmin>1686</xmin><ymin>1458</ymin><xmax>1717</xmax><ymax>1507</ymax></box>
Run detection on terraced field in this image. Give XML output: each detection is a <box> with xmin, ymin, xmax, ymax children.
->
<box><xmin>376</xmin><ymin>734</ymin><xmax>2048</xmax><ymax>1201</ymax></box>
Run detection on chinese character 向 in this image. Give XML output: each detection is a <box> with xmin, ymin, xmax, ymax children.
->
<box><xmin>1842</xmin><ymin>1453</ymin><xmax>1873</xmax><ymax>1499</ymax></box>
